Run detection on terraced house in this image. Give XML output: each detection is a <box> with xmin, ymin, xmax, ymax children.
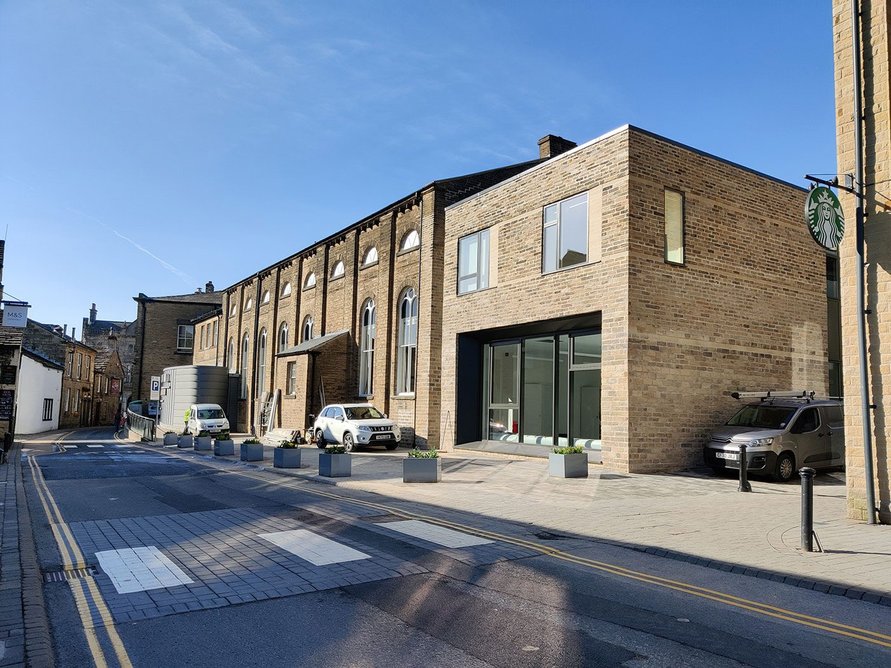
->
<box><xmin>200</xmin><ymin>128</ymin><xmax>838</xmax><ymax>472</ymax></box>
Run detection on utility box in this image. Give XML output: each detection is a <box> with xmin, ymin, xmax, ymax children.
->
<box><xmin>158</xmin><ymin>366</ymin><xmax>231</xmax><ymax>431</ymax></box>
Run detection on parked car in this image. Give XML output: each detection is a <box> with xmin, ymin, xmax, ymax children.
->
<box><xmin>704</xmin><ymin>395</ymin><xmax>845</xmax><ymax>482</ymax></box>
<box><xmin>313</xmin><ymin>403</ymin><xmax>401</xmax><ymax>452</ymax></box>
<box><xmin>186</xmin><ymin>403</ymin><xmax>230</xmax><ymax>436</ymax></box>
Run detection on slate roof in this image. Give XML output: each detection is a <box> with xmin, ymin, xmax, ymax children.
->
<box><xmin>276</xmin><ymin>330</ymin><xmax>349</xmax><ymax>356</ymax></box>
<box><xmin>22</xmin><ymin>347</ymin><xmax>64</xmax><ymax>371</ymax></box>
<box><xmin>134</xmin><ymin>291</ymin><xmax>223</xmax><ymax>305</ymax></box>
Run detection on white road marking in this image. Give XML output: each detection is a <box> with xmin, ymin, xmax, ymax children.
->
<box><xmin>381</xmin><ymin>520</ymin><xmax>494</xmax><ymax>548</ymax></box>
<box><xmin>86</xmin><ymin>445</ymin><xmax>103</xmax><ymax>449</ymax></box>
<box><xmin>95</xmin><ymin>546</ymin><xmax>193</xmax><ymax>594</ymax></box>
<box><xmin>258</xmin><ymin>529</ymin><xmax>370</xmax><ymax>566</ymax></box>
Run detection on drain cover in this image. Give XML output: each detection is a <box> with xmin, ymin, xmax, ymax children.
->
<box><xmin>44</xmin><ymin>566</ymin><xmax>95</xmax><ymax>583</ymax></box>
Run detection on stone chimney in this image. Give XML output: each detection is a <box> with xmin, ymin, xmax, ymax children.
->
<box><xmin>89</xmin><ymin>303</ymin><xmax>97</xmax><ymax>324</ymax></box>
<box><xmin>205</xmin><ymin>281</ymin><xmax>214</xmax><ymax>293</ymax></box>
<box><xmin>538</xmin><ymin>134</ymin><xmax>577</xmax><ymax>159</ymax></box>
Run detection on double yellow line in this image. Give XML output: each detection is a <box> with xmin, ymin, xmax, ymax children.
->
<box><xmin>222</xmin><ymin>461</ymin><xmax>891</xmax><ymax>649</ymax></box>
<box><xmin>28</xmin><ymin>450</ymin><xmax>134</xmax><ymax>668</ymax></box>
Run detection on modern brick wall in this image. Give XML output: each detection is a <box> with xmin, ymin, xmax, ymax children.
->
<box><xmin>833</xmin><ymin>0</ymin><xmax>891</xmax><ymax>522</ymax></box>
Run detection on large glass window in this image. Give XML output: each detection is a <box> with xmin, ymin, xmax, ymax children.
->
<box><xmin>665</xmin><ymin>189</ymin><xmax>685</xmax><ymax>265</ymax></box>
<box><xmin>488</xmin><ymin>343</ymin><xmax>519</xmax><ymax>440</ymax></box>
<box><xmin>396</xmin><ymin>288</ymin><xmax>418</xmax><ymax>394</ymax></box>
<box><xmin>543</xmin><ymin>193</ymin><xmax>588</xmax><ymax>273</ymax></box>
<box><xmin>359</xmin><ymin>300</ymin><xmax>376</xmax><ymax>396</ymax></box>
<box><xmin>256</xmin><ymin>329</ymin><xmax>267</xmax><ymax>392</ymax></box>
<box><xmin>176</xmin><ymin>325</ymin><xmax>194</xmax><ymax>352</ymax></box>
<box><xmin>522</xmin><ymin>338</ymin><xmax>554</xmax><ymax>444</ymax></box>
<box><xmin>458</xmin><ymin>229</ymin><xmax>490</xmax><ymax>294</ymax></box>
<box><xmin>240</xmin><ymin>334</ymin><xmax>249</xmax><ymax>399</ymax></box>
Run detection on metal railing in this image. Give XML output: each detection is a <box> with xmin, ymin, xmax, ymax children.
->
<box><xmin>127</xmin><ymin>410</ymin><xmax>156</xmax><ymax>442</ymax></box>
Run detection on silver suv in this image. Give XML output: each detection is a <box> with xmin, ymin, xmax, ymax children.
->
<box><xmin>704</xmin><ymin>395</ymin><xmax>845</xmax><ymax>482</ymax></box>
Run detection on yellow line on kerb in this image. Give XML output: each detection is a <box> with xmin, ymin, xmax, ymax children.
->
<box><xmin>209</xmin><ymin>460</ymin><xmax>891</xmax><ymax>650</ymax></box>
<box><xmin>30</xmin><ymin>441</ymin><xmax>134</xmax><ymax>668</ymax></box>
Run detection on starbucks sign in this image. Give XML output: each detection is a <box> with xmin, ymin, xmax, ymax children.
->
<box><xmin>805</xmin><ymin>187</ymin><xmax>845</xmax><ymax>250</ymax></box>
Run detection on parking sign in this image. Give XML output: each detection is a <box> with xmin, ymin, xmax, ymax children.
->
<box><xmin>150</xmin><ymin>376</ymin><xmax>161</xmax><ymax>401</ymax></box>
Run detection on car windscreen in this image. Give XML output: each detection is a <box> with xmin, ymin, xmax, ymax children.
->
<box><xmin>345</xmin><ymin>406</ymin><xmax>384</xmax><ymax>420</ymax></box>
<box><xmin>726</xmin><ymin>405</ymin><xmax>796</xmax><ymax>430</ymax></box>
<box><xmin>197</xmin><ymin>409</ymin><xmax>225</xmax><ymax>419</ymax></box>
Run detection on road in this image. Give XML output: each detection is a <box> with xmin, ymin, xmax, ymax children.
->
<box><xmin>20</xmin><ymin>427</ymin><xmax>891</xmax><ymax>667</ymax></box>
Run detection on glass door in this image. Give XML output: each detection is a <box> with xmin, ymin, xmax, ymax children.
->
<box><xmin>488</xmin><ymin>342</ymin><xmax>519</xmax><ymax>440</ymax></box>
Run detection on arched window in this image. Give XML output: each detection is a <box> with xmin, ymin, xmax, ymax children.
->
<box><xmin>396</xmin><ymin>288</ymin><xmax>418</xmax><ymax>394</ymax></box>
<box><xmin>227</xmin><ymin>337</ymin><xmax>235</xmax><ymax>372</ymax></box>
<box><xmin>244</xmin><ymin>297</ymin><xmax>253</xmax><ymax>312</ymax></box>
<box><xmin>331</xmin><ymin>260</ymin><xmax>345</xmax><ymax>279</ymax></box>
<box><xmin>359</xmin><ymin>299</ymin><xmax>376</xmax><ymax>396</ymax></box>
<box><xmin>240</xmin><ymin>334</ymin><xmax>250</xmax><ymax>398</ymax></box>
<box><xmin>281</xmin><ymin>282</ymin><xmax>292</xmax><ymax>297</ymax></box>
<box><xmin>256</xmin><ymin>329</ymin><xmax>267</xmax><ymax>392</ymax></box>
<box><xmin>229</xmin><ymin>302</ymin><xmax>237</xmax><ymax>317</ymax></box>
<box><xmin>400</xmin><ymin>230</ymin><xmax>420</xmax><ymax>251</ymax></box>
<box><xmin>302</xmin><ymin>315</ymin><xmax>314</xmax><ymax>342</ymax></box>
<box><xmin>278</xmin><ymin>322</ymin><xmax>289</xmax><ymax>352</ymax></box>
<box><xmin>303</xmin><ymin>272</ymin><xmax>316</xmax><ymax>289</ymax></box>
<box><xmin>363</xmin><ymin>246</ymin><xmax>378</xmax><ymax>266</ymax></box>
<box><xmin>261</xmin><ymin>290</ymin><xmax>270</xmax><ymax>305</ymax></box>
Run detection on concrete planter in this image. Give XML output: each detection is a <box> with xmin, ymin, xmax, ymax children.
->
<box><xmin>177</xmin><ymin>436</ymin><xmax>193</xmax><ymax>449</ymax></box>
<box><xmin>163</xmin><ymin>433</ymin><xmax>178</xmax><ymax>446</ymax></box>
<box><xmin>274</xmin><ymin>448</ymin><xmax>302</xmax><ymax>469</ymax></box>
<box><xmin>213</xmin><ymin>439</ymin><xmax>235</xmax><ymax>456</ymax></box>
<box><xmin>193</xmin><ymin>436</ymin><xmax>212</xmax><ymax>451</ymax></box>
<box><xmin>403</xmin><ymin>458</ymin><xmax>441</xmax><ymax>483</ymax></box>
<box><xmin>240</xmin><ymin>442</ymin><xmax>264</xmax><ymax>462</ymax></box>
<box><xmin>319</xmin><ymin>452</ymin><xmax>351</xmax><ymax>477</ymax></box>
<box><xmin>548</xmin><ymin>452</ymin><xmax>588</xmax><ymax>478</ymax></box>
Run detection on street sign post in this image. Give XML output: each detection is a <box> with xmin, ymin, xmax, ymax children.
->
<box><xmin>150</xmin><ymin>376</ymin><xmax>161</xmax><ymax>401</ymax></box>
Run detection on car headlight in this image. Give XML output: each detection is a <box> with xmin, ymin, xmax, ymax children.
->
<box><xmin>747</xmin><ymin>438</ymin><xmax>773</xmax><ymax>447</ymax></box>
<box><xmin>358</xmin><ymin>425</ymin><xmax>372</xmax><ymax>432</ymax></box>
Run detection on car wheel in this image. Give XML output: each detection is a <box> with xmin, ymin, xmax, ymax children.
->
<box><xmin>385</xmin><ymin>443</ymin><xmax>398</xmax><ymax>451</ymax></box>
<box><xmin>315</xmin><ymin>429</ymin><xmax>326</xmax><ymax>448</ymax></box>
<box><xmin>773</xmin><ymin>452</ymin><xmax>795</xmax><ymax>482</ymax></box>
<box><xmin>343</xmin><ymin>432</ymin><xmax>355</xmax><ymax>452</ymax></box>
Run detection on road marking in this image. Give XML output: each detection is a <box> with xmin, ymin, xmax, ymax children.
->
<box><xmin>95</xmin><ymin>547</ymin><xmax>193</xmax><ymax>594</ymax></box>
<box><xmin>29</xmin><ymin>443</ymin><xmax>135</xmax><ymax>668</ymax></box>
<box><xmin>86</xmin><ymin>444</ymin><xmax>104</xmax><ymax>448</ymax></box>
<box><xmin>381</xmin><ymin>520</ymin><xmax>494</xmax><ymax>548</ymax></box>
<box><xmin>259</xmin><ymin>529</ymin><xmax>370</xmax><ymax>566</ymax></box>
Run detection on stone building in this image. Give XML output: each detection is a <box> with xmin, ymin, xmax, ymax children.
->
<box><xmin>92</xmin><ymin>348</ymin><xmax>124</xmax><ymax>426</ymax></box>
<box><xmin>833</xmin><ymin>0</ymin><xmax>891</xmax><ymax>522</ymax></box>
<box><xmin>441</xmin><ymin>126</ymin><xmax>833</xmax><ymax>473</ymax></box>
<box><xmin>82</xmin><ymin>303</ymin><xmax>137</xmax><ymax>405</ymax></box>
<box><xmin>214</xmin><ymin>151</ymin><xmax>546</xmax><ymax>439</ymax></box>
<box><xmin>192</xmin><ymin>308</ymin><xmax>222</xmax><ymax>367</ymax></box>
<box><xmin>131</xmin><ymin>282</ymin><xmax>222</xmax><ymax>402</ymax></box>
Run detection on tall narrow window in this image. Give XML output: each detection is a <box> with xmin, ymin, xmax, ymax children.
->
<box><xmin>43</xmin><ymin>398</ymin><xmax>53</xmax><ymax>421</ymax></box>
<box><xmin>212</xmin><ymin>320</ymin><xmax>218</xmax><ymax>347</ymax></box>
<box><xmin>256</xmin><ymin>329</ymin><xmax>267</xmax><ymax>392</ymax></box>
<box><xmin>543</xmin><ymin>192</ymin><xmax>588</xmax><ymax>272</ymax></box>
<box><xmin>458</xmin><ymin>229</ymin><xmax>490</xmax><ymax>294</ymax></box>
<box><xmin>665</xmin><ymin>189</ymin><xmax>685</xmax><ymax>265</ymax></box>
<box><xmin>396</xmin><ymin>289</ymin><xmax>418</xmax><ymax>394</ymax></box>
<box><xmin>177</xmin><ymin>325</ymin><xmax>194</xmax><ymax>351</ymax></box>
<box><xmin>302</xmin><ymin>316</ymin><xmax>314</xmax><ymax>342</ymax></box>
<box><xmin>286</xmin><ymin>361</ymin><xmax>297</xmax><ymax>395</ymax></box>
<box><xmin>240</xmin><ymin>334</ymin><xmax>250</xmax><ymax>398</ymax></box>
<box><xmin>359</xmin><ymin>300</ymin><xmax>376</xmax><ymax>396</ymax></box>
<box><xmin>77</xmin><ymin>353</ymin><xmax>83</xmax><ymax>379</ymax></box>
<box><xmin>278</xmin><ymin>323</ymin><xmax>289</xmax><ymax>352</ymax></box>
<box><xmin>227</xmin><ymin>337</ymin><xmax>235</xmax><ymax>372</ymax></box>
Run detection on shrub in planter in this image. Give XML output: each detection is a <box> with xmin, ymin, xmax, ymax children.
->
<box><xmin>240</xmin><ymin>437</ymin><xmax>264</xmax><ymax>462</ymax></box>
<box><xmin>193</xmin><ymin>430</ymin><xmax>213</xmax><ymax>451</ymax></box>
<box><xmin>213</xmin><ymin>436</ymin><xmax>235</xmax><ymax>456</ymax></box>
<box><xmin>163</xmin><ymin>431</ymin><xmax>178</xmax><ymax>446</ymax></box>
<box><xmin>548</xmin><ymin>445</ymin><xmax>588</xmax><ymax>478</ymax></box>
<box><xmin>319</xmin><ymin>445</ymin><xmax>350</xmax><ymax>477</ymax></box>
<box><xmin>274</xmin><ymin>440</ymin><xmax>302</xmax><ymax>468</ymax></box>
<box><xmin>403</xmin><ymin>448</ymin><xmax>441</xmax><ymax>483</ymax></box>
<box><xmin>177</xmin><ymin>435</ymin><xmax>193</xmax><ymax>449</ymax></box>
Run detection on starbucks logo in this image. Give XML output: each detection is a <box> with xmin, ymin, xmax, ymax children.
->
<box><xmin>805</xmin><ymin>187</ymin><xmax>845</xmax><ymax>250</ymax></box>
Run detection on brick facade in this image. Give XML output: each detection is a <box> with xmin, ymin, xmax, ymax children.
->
<box><xmin>833</xmin><ymin>0</ymin><xmax>891</xmax><ymax>522</ymax></box>
<box><xmin>442</xmin><ymin>126</ymin><xmax>829</xmax><ymax>473</ymax></box>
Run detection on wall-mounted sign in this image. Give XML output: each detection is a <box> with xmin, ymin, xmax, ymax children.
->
<box><xmin>805</xmin><ymin>187</ymin><xmax>845</xmax><ymax>250</ymax></box>
<box><xmin>150</xmin><ymin>376</ymin><xmax>161</xmax><ymax>401</ymax></box>
<box><xmin>1</xmin><ymin>302</ymin><xmax>29</xmax><ymax>328</ymax></box>
<box><xmin>0</xmin><ymin>389</ymin><xmax>14</xmax><ymax>420</ymax></box>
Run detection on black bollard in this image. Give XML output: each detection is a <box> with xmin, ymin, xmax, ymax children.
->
<box><xmin>800</xmin><ymin>467</ymin><xmax>816</xmax><ymax>552</ymax></box>
<box><xmin>738</xmin><ymin>443</ymin><xmax>752</xmax><ymax>492</ymax></box>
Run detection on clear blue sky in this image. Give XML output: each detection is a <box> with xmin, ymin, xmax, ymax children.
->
<box><xmin>0</xmin><ymin>1</ymin><xmax>835</xmax><ymax>334</ymax></box>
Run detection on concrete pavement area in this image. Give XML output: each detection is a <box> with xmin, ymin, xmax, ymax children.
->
<box><xmin>149</xmin><ymin>436</ymin><xmax>891</xmax><ymax>605</ymax></box>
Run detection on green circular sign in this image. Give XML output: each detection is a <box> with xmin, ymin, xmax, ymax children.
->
<box><xmin>805</xmin><ymin>187</ymin><xmax>845</xmax><ymax>250</ymax></box>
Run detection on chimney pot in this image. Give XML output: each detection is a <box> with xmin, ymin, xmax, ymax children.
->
<box><xmin>89</xmin><ymin>303</ymin><xmax>97</xmax><ymax>324</ymax></box>
<box><xmin>538</xmin><ymin>134</ymin><xmax>577</xmax><ymax>159</ymax></box>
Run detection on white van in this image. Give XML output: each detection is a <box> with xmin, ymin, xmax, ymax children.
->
<box><xmin>186</xmin><ymin>404</ymin><xmax>230</xmax><ymax>436</ymax></box>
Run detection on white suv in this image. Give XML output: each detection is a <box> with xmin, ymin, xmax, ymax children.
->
<box><xmin>313</xmin><ymin>404</ymin><xmax>401</xmax><ymax>452</ymax></box>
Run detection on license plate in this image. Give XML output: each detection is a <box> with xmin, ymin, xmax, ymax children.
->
<box><xmin>715</xmin><ymin>451</ymin><xmax>738</xmax><ymax>461</ymax></box>
<box><xmin>373</xmin><ymin>434</ymin><xmax>391</xmax><ymax>440</ymax></box>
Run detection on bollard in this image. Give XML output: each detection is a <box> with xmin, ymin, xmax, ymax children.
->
<box><xmin>737</xmin><ymin>443</ymin><xmax>752</xmax><ymax>492</ymax></box>
<box><xmin>800</xmin><ymin>467</ymin><xmax>816</xmax><ymax>552</ymax></box>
